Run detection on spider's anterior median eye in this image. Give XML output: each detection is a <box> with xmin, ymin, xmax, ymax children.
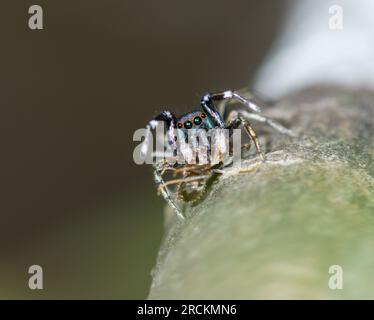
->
<box><xmin>193</xmin><ymin>116</ymin><xmax>202</xmax><ymax>125</ymax></box>
<box><xmin>184</xmin><ymin>121</ymin><xmax>193</xmax><ymax>129</ymax></box>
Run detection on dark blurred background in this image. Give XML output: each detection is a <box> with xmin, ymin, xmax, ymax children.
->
<box><xmin>0</xmin><ymin>1</ymin><xmax>289</xmax><ymax>298</ymax></box>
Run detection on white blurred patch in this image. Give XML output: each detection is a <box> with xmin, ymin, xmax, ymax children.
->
<box><xmin>253</xmin><ymin>0</ymin><xmax>374</xmax><ymax>99</ymax></box>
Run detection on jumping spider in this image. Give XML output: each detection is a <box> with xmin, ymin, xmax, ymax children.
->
<box><xmin>141</xmin><ymin>90</ymin><xmax>293</xmax><ymax>220</ymax></box>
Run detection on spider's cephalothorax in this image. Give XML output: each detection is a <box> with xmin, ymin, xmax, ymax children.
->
<box><xmin>141</xmin><ymin>90</ymin><xmax>294</xmax><ymax>220</ymax></box>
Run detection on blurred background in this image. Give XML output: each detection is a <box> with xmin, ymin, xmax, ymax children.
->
<box><xmin>1</xmin><ymin>1</ymin><xmax>290</xmax><ymax>298</ymax></box>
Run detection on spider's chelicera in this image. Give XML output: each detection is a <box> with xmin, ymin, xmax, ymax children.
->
<box><xmin>139</xmin><ymin>90</ymin><xmax>293</xmax><ymax>220</ymax></box>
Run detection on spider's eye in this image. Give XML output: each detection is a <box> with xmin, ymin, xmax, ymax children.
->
<box><xmin>184</xmin><ymin>121</ymin><xmax>193</xmax><ymax>129</ymax></box>
<box><xmin>201</xmin><ymin>112</ymin><xmax>206</xmax><ymax>118</ymax></box>
<box><xmin>177</xmin><ymin>122</ymin><xmax>183</xmax><ymax>128</ymax></box>
<box><xmin>193</xmin><ymin>116</ymin><xmax>202</xmax><ymax>125</ymax></box>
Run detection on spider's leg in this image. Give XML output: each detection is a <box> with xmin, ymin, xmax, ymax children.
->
<box><xmin>227</xmin><ymin>115</ymin><xmax>265</xmax><ymax>162</ymax></box>
<box><xmin>175</xmin><ymin>171</ymin><xmax>185</xmax><ymax>200</ymax></box>
<box><xmin>217</xmin><ymin>88</ymin><xmax>254</xmax><ymax>115</ymax></box>
<box><xmin>242</xmin><ymin>118</ymin><xmax>265</xmax><ymax>162</ymax></box>
<box><xmin>212</xmin><ymin>169</ymin><xmax>225</xmax><ymax>174</ymax></box>
<box><xmin>226</xmin><ymin>112</ymin><xmax>253</xmax><ymax>152</ymax></box>
<box><xmin>210</xmin><ymin>90</ymin><xmax>295</xmax><ymax>136</ymax></box>
<box><xmin>233</xmin><ymin>110</ymin><xmax>296</xmax><ymax>137</ymax></box>
<box><xmin>201</xmin><ymin>90</ymin><xmax>261</xmax><ymax>119</ymax></box>
<box><xmin>171</xmin><ymin>164</ymin><xmax>208</xmax><ymax>176</ymax></box>
<box><xmin>141</xmin><ymin>111</ymin><xmax>178</xmax><ymax>159</ymax></box>
<box><xmin>158</xmin><ymin>174</ymin><xmax>211</xmax><ymax>190</ymax></box>
<box><xmin>154</xmin><ymin>168</ymin><xmax>185</xmax><ymax>220</ymax></box>
<box><xmin>200</xmin><ymin>93</ymin><xmax>225</xmax><ymax>128</ymax></box>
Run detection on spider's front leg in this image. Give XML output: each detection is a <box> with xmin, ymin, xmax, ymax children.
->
<box><xmin>204</xmin><ymin>90</ymin><xmax>295</xmax><ymax>137</ymax></box>
<box><xmin>200</xmin><ymin>93</ymin><xmax>226</xmax><ymax>128</ymax></box>
<box><xmin>201</xmin><ymin>90</ymin><xmax>261</xmax><ymax>121</ymax></box>
<box><xmin>142</xmin><ymin>111</ymin><xmax>186</xmax><ymax>219</ymax></box>
<box><xmin>141</xmin><ymin>111</ymin><xmax>178</xmax><ymax>159</ymax></box>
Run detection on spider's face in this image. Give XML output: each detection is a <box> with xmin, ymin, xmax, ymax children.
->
<box><xmin>176</xmin><ymin>111</ymin><xmax>214</xmax><ymax>133</ymax></box>
<box><xmin>174</xmin><ymin>111</ymin><xmax>216</xmax><ymax>160</ymax></box>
